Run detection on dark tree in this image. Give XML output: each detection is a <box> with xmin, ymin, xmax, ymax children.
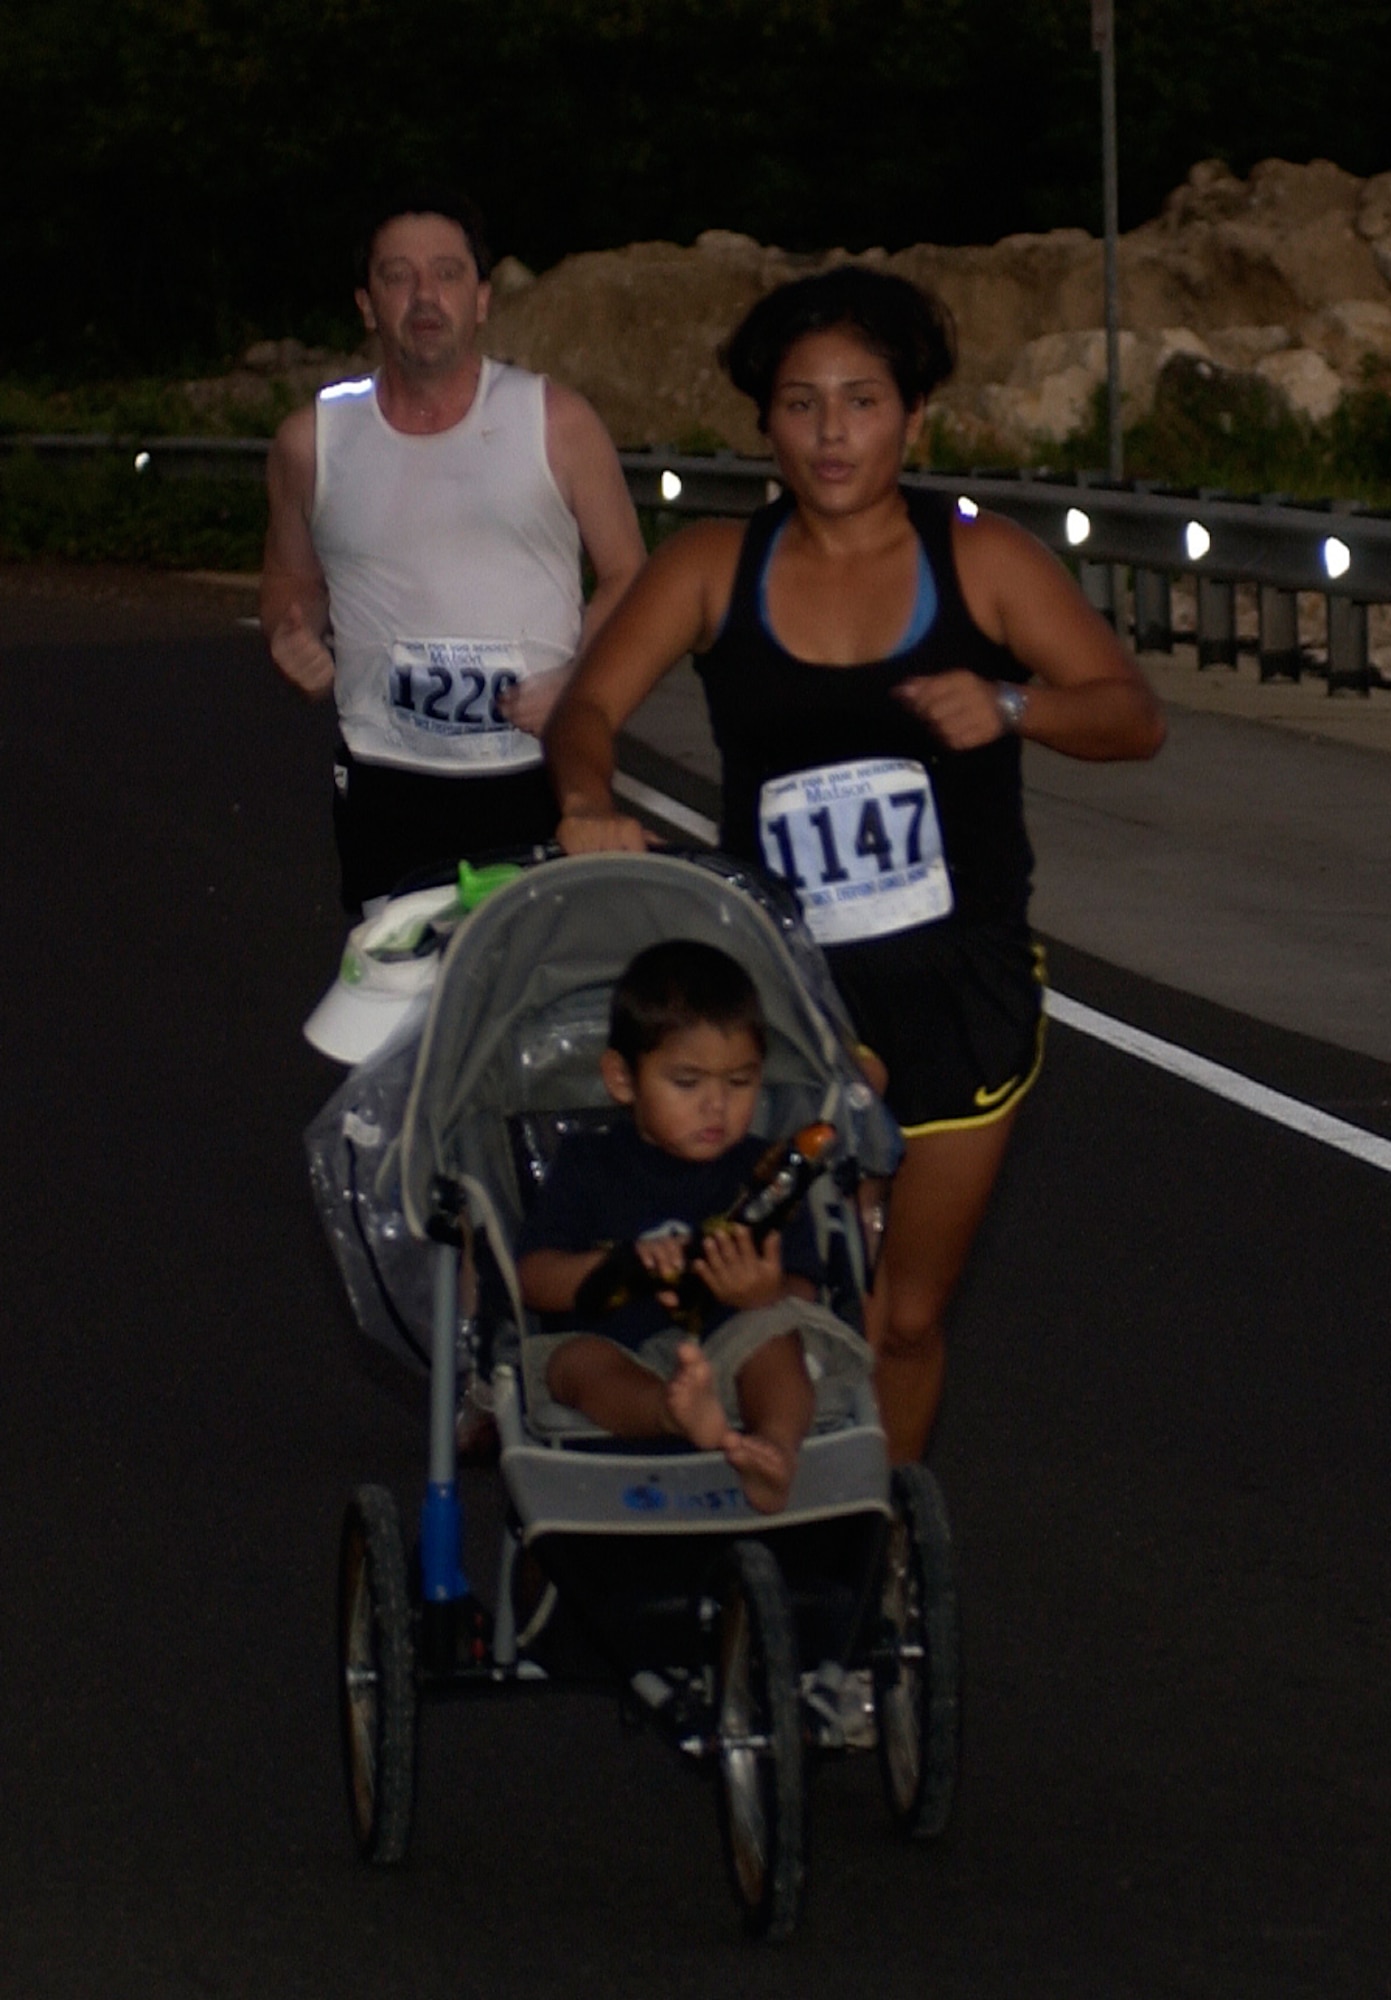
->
<box><xmin>0</xmin><ymin>0</ymin><xmax>1385</xmax><ymax>370</ymax></box>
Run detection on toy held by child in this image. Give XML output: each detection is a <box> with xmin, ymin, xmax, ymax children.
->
<box><xmin>515</xmin><ymin>939</ymin><xmax>867</xmax><ymax>1513</ymax></box>
<box><xmin>574</xmin><ymin>1118</ymin><xmax>838</xmax><ymax>1323</ymax></box>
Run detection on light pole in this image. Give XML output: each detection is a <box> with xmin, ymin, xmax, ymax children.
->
<box><xmin>1092</xmin><ymin>0</ymin><xmax>1123</xmax><ymax>479</ymax></box>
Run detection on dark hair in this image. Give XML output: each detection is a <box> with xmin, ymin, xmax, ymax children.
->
<box><xmin>721</xmin><ymin>265</ymin><xmax>956</xmax><ymax>428</ymax></box>
<box><xmin>353</xmin><ymin>188</ymin><xmax>493</xmax><ymax>287</ymax></box>
<box><xmin>608</xmin><ymin>940</ymin><xmax>766</xmax><ymax>1068</ymax></box>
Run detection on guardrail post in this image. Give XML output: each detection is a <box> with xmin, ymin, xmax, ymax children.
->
<box><xmin>1133</xmin><ymin>569</ymin><xmax>1172</xmax><ymax>652</ymax></box>
<box><xmin>1257</xmin><ymin>586</ymin><xmax>1301</xmax><ymax>681</ymax></box>
<box><xmin>1079</xmin><ymin>559</ymin><xmax>1119</xmax><ymax>628</ymax></box>
<box><xmin>1326</xmin><ymin>597</ymin><xmax>1370</xmax><ymax>695</ymax></box>
<box><xmin>1196</xmin><ymin>577</ymin><xmax>1237</xmax><ymax>668</ymax></box>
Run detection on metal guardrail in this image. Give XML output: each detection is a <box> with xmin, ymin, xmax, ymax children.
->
<box><xmin>6</xmin><ymin>433</ymin><xmax>1388</xmax><ymax>691</ymax></box>
<box><xmin>622</xmin><ymin>450</ymin><xmax>1391</xmax><ymax>695</ymax></box>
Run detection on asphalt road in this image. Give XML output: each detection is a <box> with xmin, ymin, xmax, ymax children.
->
<box><xmin>2</xmin><ymin>574</ymin><xmax>1389</xmax><ymax>1998</ymax></box>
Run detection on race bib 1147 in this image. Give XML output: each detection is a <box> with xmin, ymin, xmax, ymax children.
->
<box><xmin>758</xmin><ymin>757</ymin><xmax>954</xmax><ymax>945</ymax></box>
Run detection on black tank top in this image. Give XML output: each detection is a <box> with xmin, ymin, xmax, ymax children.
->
<box><xmin>695</xmin><ymin>488</ymin><xmax>1034</xmax><ymax>926</ymax></box>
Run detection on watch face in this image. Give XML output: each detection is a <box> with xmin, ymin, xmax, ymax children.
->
<box><xmin>997</xmin><ymin>685</ymin><xmax>1027</xmax><ymax>731</ymax></box>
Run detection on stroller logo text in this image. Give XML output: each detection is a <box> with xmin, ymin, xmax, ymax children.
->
<box><xmin>621</xmin><ymin>1479</ymin><xmax>749</xmax><ymax>1515</ymax></box>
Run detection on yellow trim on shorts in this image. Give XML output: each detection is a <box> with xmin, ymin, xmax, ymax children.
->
<box><xmin>895</xmin><ymin>938</ymin><xmax>1050</xmax><ymax>1140</ymax></box>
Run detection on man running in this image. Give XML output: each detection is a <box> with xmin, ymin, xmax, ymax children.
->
<box><xmin>262</xmin><ymin>189</ymin><xmax>644</xmax><ymax>911</ymax></box>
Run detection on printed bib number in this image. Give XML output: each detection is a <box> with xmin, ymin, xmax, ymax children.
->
<box><xmin>758</xmin><ymin>758</ymin><xmax>953</xmax><ymax>945</ymax></box>
<box><xmin>387</xmin><ymin>638</ymin><xmax>532</xmax><ymax>767</ymax></box>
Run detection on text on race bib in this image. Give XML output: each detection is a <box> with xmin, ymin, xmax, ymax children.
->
<box><xmin>758</xmin><ymin>758</ymin><xmax>954</xmax><ymax>946</ymax></box>
<box><xmin>388</xmin><ymin>638</ymin><xmax>527</xmax><ymax>742</ymax></box>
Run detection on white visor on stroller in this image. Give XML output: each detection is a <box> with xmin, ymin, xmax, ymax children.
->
<box><xmin>304</xmin><ymin>884</ymin><xmax>463</xmax><ymax>1065</ymax></box>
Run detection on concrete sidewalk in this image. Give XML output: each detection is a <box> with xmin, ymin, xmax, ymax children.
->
<box><xmin>620</xmin><ymin>645</ymin><xmax>1391</xmax><ymax>1065</ymax></box>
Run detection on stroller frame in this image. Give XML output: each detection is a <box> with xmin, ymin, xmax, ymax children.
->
<box><xmin>332</xmin><ymin>852</ymin><xmax>961</xmax><ymax>1940</ymax></box>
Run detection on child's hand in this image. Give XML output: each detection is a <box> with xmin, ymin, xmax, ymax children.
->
<box><xmin>690</xmin><ymin>1224</ymin><xmax>785</xmax><ymax>1311</ymax></box>
<box><xmin>634</xmin><ymin>1228</ymin><xmax>692</xmax><ymax>1308</ymax></box>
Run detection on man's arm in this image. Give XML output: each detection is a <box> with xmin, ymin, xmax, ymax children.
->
<box><xmin>495</xmin><ymin>378</ymin><xmax>647</xmax><ymax>740</ymax></box>
<box><xmin>544</xmin><ymin>378</ymin><xmax>646</xmax><ymax>645</ymax></box>
<box><xmin>260</xmin><ymin>404</ymin><xmax>336</xmax><ymax>699</ymax></box>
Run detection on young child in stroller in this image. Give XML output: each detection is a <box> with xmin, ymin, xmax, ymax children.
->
<box><xmin>516</xmin><ymin>938</ymin><xmax>869</xmax><ymax>1513</ymax></box>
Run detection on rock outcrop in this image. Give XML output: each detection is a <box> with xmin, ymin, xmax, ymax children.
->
<box><xmin>192</xmin><ymin>157</ymin><xmax>1391</xmax><ymax>456</ymax></box>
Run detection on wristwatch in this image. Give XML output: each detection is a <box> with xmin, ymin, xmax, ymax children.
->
<box><xmin>995</xmin><ymin>684</ymin><xmax>1029</xmax><ymax>733</ymax></box>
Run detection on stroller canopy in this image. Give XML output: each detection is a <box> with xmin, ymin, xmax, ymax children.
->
<box><xmin>398</xmin><ymin>852</ymin><xmax>900</xmax><ymax>1243</ymax></box>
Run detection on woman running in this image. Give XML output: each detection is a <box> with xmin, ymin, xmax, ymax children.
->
<box><xmin>545</xmin><ymin>266</ymin><xmax>1166</xmax><ymax>1463</ymax></box>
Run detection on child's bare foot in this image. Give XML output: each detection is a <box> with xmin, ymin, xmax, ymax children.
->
<box><xmin>664</xmin><ymin>1340</ymin><xmax>733</xmax><ymax>1453</ymax></box>
<box><xmin>724</xmin><ymin>1432</ymin><xmax>797</xmax><ymax>1514</ymax></box>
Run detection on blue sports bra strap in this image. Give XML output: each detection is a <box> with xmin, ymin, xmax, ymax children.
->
<box><xmin>732</xmin><ymin>494</ymin><xmax>794</xmax><ymax>619</ymax></box>
<box><xmin>753</xmin><ymin>488</ymin><xmax>939</xmax><ymax>659</ymax></box>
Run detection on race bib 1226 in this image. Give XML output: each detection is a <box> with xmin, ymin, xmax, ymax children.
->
<box><xmin>388</xmin><ymin>637</ymin><xmax>531</xmax><ymax>766</ymax></box>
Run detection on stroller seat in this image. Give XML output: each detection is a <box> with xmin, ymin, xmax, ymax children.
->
<box><xmin>504</xmin><ymin>1102</ymin><xmax>874</xmax><ymax>1447</ymax></box>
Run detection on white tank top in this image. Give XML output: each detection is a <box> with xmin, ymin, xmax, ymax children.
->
<box><xmin>312</xmin><ymin>359</ymin><xmax>583</xmax><ymax>773</ymax></box>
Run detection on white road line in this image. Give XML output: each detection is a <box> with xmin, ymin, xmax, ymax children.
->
<box><xmin>613</xmin><ymin>771</ymin><xmax>720</xmax><ymax>845</ymax></box>
<box><xmin>1046</xmin><ymin>990</ymin><xmax>1391</xmax><ymax>1175</ymax></box>
<box><xmin>618</xmin><ymin>765</ymin><xmax>1391</xmax><ymax>1176</ymax></box>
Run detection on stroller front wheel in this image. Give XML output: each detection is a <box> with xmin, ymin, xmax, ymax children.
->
<box><xmin>713</xmin><ymin>1539</ymin><xmax>806</xmax><ymax>1942</ymax></box>
<box><xmin>338</xmin><ymin>1485</ymin><xmax>417</xmax><ymax>1863</ymax></box>
<box><xmin>874</xmin><ymin>1463</ymin><xmax>961</xmax><ymax>1839</ymax></box>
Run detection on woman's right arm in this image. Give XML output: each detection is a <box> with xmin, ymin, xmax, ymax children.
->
<box><xmin>547</xmin><ymin>518</ymin><xmax>742</xmax><ymax>853</ymax></box>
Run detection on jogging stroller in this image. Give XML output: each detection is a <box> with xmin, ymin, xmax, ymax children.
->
<box><xmin>309</xmin><ymin>849</ymin><xmax>961</xmax><ymax>1940</ymax></box>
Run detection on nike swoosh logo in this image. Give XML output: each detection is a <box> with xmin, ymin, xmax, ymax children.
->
<box><xmin>973</xmin><ymin>1075</ymin><xmax>1019</xmax><ymax>1109</ymax></box>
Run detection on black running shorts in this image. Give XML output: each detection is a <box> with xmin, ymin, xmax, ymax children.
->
<box><xmin>332</xmin><ymin>742</ymin><xmax>557</xmax><ymax>913</ymax></box>
<box><xmin>825</xmin><ymin>918</ymin><xmax>1046</xmax><ymax>1135</ymax></box>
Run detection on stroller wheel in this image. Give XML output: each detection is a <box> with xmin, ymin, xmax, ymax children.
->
<box><xmin>713</xmin><ymin>1540</ymin><xmax>806</xmax><ymax>1942</ymax></box>
<box><xmin>338</xmin><ymin>1486</ymin><xmax>417</xmax><ymax>1863</ymax></box>
<box><xmin>874</xmin><ymin>1463</ymin><xmax>961</xmax><ymax>1840</ymax></box>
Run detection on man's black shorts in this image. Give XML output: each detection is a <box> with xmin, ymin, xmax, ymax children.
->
<box><xmin>332</xmin><ymin>741</ymin><xmax>556</xmax><ymax>912</ymax></box>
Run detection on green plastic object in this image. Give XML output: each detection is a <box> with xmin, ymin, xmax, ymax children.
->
<box><xmin>456</xmin><ymin>859</ymin><xmax>524</xmax><ymax>911</ymax></box>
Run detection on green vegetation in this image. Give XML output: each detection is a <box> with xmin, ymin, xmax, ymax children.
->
<box><xmin>0</xmin><ymin>374</ymin><xmax>291</xmax><ymax>440</ymax></box>
<box><xmin>0</xmin><ymin>450</ymin><xmax>267</xmax><ymax>570</ymax></box>
<box><xmin>670</xmin><ymin>423</ymin><xmax>731</xmax><ymax>458</ymax></box>
<box><xmin>1045</xmin><ymin>380</ymin><xmax>1391</xmax><ymax>507</ymax></box>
